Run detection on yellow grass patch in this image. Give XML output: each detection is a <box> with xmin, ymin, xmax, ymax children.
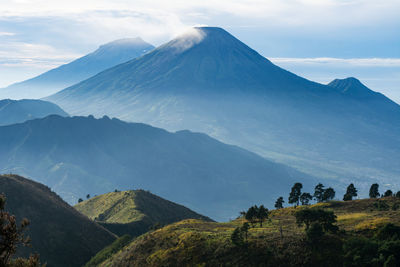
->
<box><xmin>355</xmin><ymin>217</ymin><xmax>390</xmax><ymax>230</ymax></box>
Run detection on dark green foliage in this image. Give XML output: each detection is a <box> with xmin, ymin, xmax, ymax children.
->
<box><xmin>231</xmin><ymin>227</ymin><xmax>244</xmax><ymax>247</ymax></box>
<box><xmin>322</xmin><ymin>187</ymin><xmax>336</xmax><ymax>202</ymax></box>
<box><xmin>313</xmin><ymin>183</ymin><xmax>325</xmax><ymax>203</ymax></box>
<box><xmin>244</xmin><ymin>205</ymin><xmax>269</xmax><ymax>227</ymax></box>
<box><xmin>396</xmin><ymin>191</ymin><xmax>400</xmax><ymax>198</ymax></box>
<box><xmin>369</xmin><ymin>183</ymin><xmax>380</xmax><ymax>198</ymax></box>
<box><xmin>343</xmin><ymin>183</ymin><xmax>358</xmax><ymax>201</ymax></box>
<box><xmin>384</xmin><ymin>190</ymin><xmax>393</xmax><ymax>197</ymax></box>
<box><xmin>306</xmin><ymin>222</ymin><xmax>324</xmax><ymax>241</ymax></box>
<box><xmin>241</xmin><ymin>222</ymin><xmax>250</xmax><ymax>241</ymax></box>
<box><xmin>295</xmin><ymin>208</ymin><xmax>338</xmax><ymax>233</ymax></box>
<box><xmin>289</xmin><ymin>183</ymin><xmax>303</xmax><ymax>207</ymax></box>
<box><xmin>274</xmin><ymin>196</ymin><xmax>284</xmax><ymax>209</ymax></box>
<box><xmin>0</xmin><ymin>194</ymin><xmax>31</xmax><ymax>266</ymax></box>
<box><xmin>78</xmin><ymin>198</ymin><xmax>83</xmax><ymax>203</ymax></box>
<box><xmin>0</xmin><ymin>194</ymin><xmax>43</xmax><ymax>267</ymax></box>
<box><xmin>300</xmin><ymin>192</ymin><xmax>313</xmax><ymax>205</ymax></box>
<box><xmin>245</xmin><ymin>206</ymin><xmax>258</xmax><ymax>226</ymax></box>
<box><xmin>375</xmin><ymin>223</ymin><xmax>400</xmax><ymax>241</ymax></box>
<box><xmin>84</xmin><ymin>235</ymin><xmax>132</xmax><ymax>267</ymax></box>
<box><xmin>86</xmin><ymin>194</ymin><xmax>90</xmax><ymax>199</ymax></box>
<box><xmin>374</xmin><ymin>200</ymin><xmax>390</xmax><ymax>211</ymax></box>
<box><xmin>257</xmin><ymin>205</ymin><xmax>269</xmax><ymax>227</ymax></box>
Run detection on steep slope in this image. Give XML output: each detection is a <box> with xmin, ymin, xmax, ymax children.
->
<box><xmin>47</xmin><ymin>27</ymin><xmax>400</xmax><ymax>189</ymax></box>
<box><xmin>99</xmin><ymin>197</ymin><xmax>400</xmax><ymax>266</ymax></box>
<box><xmin>75</xmin><ymin>190</ymin><xmax>212</xmax><ymax>236</ymax></box>
<box><xmin>0</xmin><ymin>99</ymin><xmax>68</xmax><ymax>126</ymax></box>
<box><xmin>0</xmin><ymin>115</ymin><xmax>315</xmax><ymax>221</ymax></box>
<box><xmin>0</xmin><ymin>174</ymin><xmax>116</xmax><ymax>267</ymax></box>
<box><xmin>0</xmin><ymin>38</ymin><xmax>154</xmax><ymax>99</ymax></box>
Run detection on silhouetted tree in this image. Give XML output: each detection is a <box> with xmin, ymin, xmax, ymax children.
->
<box><xmin>369</xmin><ymin>184</ymin><xmax>380</xmax><ymax>198</ymax></box>
<box><xmin>0</xmin><ymin>194</ymin><xmax>41</xmax><ymax>266</ymax></box>
<box><xmin>300</xmin><ymin>192</ymin><xmax>313</xmax><ymax>205</ymax></box>
<box><xmin>396</xmin><ymin>191</ymin><xmax>400</xmax><ymax>198</ymax></box>
<box><xmin>274</xmin><ymin>197</ymin><xmax>284</xmax><ymax>209</ymax></box>
<box><xmin>86</xmin><ymin>194</ymin><xmax>90</xmax><ymax>199</ymax></box>
<box><xmin>257</xmin><ymin>205</ymin><xmax>269</xmax><ymax>227</ymax></box>
<box><xmin>314</xmin><ymin>183</ymin><xmax>325</xmax><ymax>203</ymax></box>
<box><xmin>343</xmin><ymin>183</ymin><xmax>358</xmax><ymax>201</ymax></box>
<box><xmin>322</xmin><ymin>187</ymin><xmax>335</xmax><ymax>201</ymax></box>
<box><xmin>383</xmin><ymin>190</ymin><xmax>393</xmax><ymax>197</ymax></box>
<box><xmin>245</xmin><ymin>206</ymin><xmax>258</xmax><ymax>226</ymax></box>
<box><xmin>289</xmin><ymin>183</ymin><xmax>303</xmax><ymax>207</ymax></box>
<box><xmin>78</xmin><ymin>198</ymin><xmax>83</xmax><ymax>203</ymax></box>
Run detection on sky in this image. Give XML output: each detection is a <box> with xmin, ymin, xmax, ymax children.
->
<box><xmin>0</xmin><ymin>0</ymin><xmax>399</xmax><ymax>102</ymax></box>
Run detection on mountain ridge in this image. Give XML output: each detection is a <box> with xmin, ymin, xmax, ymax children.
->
<box><xmin>0</xmin><ymin>174</ymin><xmax>116</xmax><ymax>267</ymax></box>
<box><xmin>0</xmin><ymin>38</ymin><xmax>154</xmax><ymax>99</ymax></box>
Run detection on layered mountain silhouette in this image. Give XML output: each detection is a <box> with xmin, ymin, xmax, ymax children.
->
<box><xmin>75</xmin><ymin>190</ymin><xmax>212</xmax><ymax>237</ymax></box>
<box><xmin>47</xmin><ymin>27</ymin><xmax>400</xmax><ymax>187</ymax></box>
<box><xmin>0</xmin><ymin>174</ymin><xmax>116</xmax><ymax>267</ymax></box>
<box><xmin>0</xmin><ymin>115</ymin><xmax>315</xmax><ymax>221</ymax></box>
<box><xmin>0</xmin><ymin>38</ymin><xmax>154</xmax><ymax>99</ymax></box>
<box><xmin>0</xmin><ymin>99</ymin><xmax>68</xmax><ymax>126</ymax></box>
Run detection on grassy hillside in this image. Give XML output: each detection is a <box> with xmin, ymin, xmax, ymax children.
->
<box><xmin>75</xmin><ymin>190</ymin><xmax>212</xmax><ymax>237</ymax></box>
<box><xmin>0</xmin><ymin>174</ymin><xmax>116</xmax><ymax>267</ymax></box>
<box><xmin>98</xmin><ymin>197</ymin><xmax>400</xmax><ymax>266</ymax></box>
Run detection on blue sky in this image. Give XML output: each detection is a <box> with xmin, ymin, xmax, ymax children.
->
<box><xmin>0</xmin><ymin>0</ymin><xmax>399</xmax><ymax>102</ymax></box>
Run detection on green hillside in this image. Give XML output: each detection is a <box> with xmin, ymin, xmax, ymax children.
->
<box><xmin>75</xmin><ymin>190</ymin><xmax>212</xmax><ymax>237</ymax></box>
<box><xmin>98</xmin><ymin>197</ymin><xmax>400</xmax><ymax>266</ymax></box>
<box><xmin>0</xmin><ymin>174</ymin><xmax>116</xmax><ymax>267</ymax></box>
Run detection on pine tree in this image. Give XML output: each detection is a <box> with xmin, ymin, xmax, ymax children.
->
<box><xmin>383</xmin><ymin>190</ymin><xmax>393</xmax><ymax>197</ymax></box>
<box><xmin>289</xmin><ymin>183</ymin><xmax>303</xmax><ymax>207</ymax></box>
<box><xmin>322</xmin><ymin>187</ymin><xmax>335</xmax><ymax>201</ymax></box>
<box><xmin>274</xmin><ymin>197</ymin><xmax>284</xmax><ymax>209</ymax></box>
<box><xmin>343</xmin><ymin>183</ymin><xmax>357</xmax><ymax>201</ymax></box>
<box><xmin>369</xmin><ymin>184</ymin><xmax>380</xmax><ymax>198</ymax></box>
<box><xmin>313</xmin><ymin>183</ymin><xmax>325</xmax><ymax>203</ymax></box>
<box><xmin>257</xmin><ymin>205</ymin><xmax>269</xmax><ymax>227</ymax></box>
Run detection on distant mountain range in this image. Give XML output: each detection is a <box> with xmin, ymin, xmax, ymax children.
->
<box><xmin>0</xmin><ymin>115</ymin><xmax>315</xmax><ymax>221</ymax></box>
<box><xmin>46</xmin><ymin>27</ymin><xmax>400</xmax><ymax>190</ymax></box>
<box><xmin>75</xmin><ymin>190</ymin><xmax>212</xmax><ymax>237</ymax></box>
<box><xmin>0</xmin><ymin>174</ymin><xmax>115</xmax><ymax>267</ymax></box>
<box><xmin>0</xmin><ymin>38</ymin><xmax>154</xmax><ymax>99</ymax></box>
<box><xmin>0</xmin><ymin>99</ymin><xmax>68</xmax><ymax>126</ymax></box>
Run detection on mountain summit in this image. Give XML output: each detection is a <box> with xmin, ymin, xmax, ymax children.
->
<box><xmin>47</xmin><ymin>27</ymin><xmax>400</xmax><ymax>187</ymax></box>
<box><xmin>0</xmin><ymin>38</ymin><xmax>154</xmax><ymax>99</ymax></box>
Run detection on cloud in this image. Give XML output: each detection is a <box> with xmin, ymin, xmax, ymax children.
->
<box><xmin>0</xmin><ymin>41</ymin><xmax>81</xmax><ymax>68</ymax></box>
<box><xmin>0</xmin><ymin>31</ymin><xmax>15</xmax><ymax>36</ymax></box>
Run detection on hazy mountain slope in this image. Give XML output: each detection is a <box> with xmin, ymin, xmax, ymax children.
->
<box><xmin>0</xmin><ymin>174</ymin><xmax>116</xmax><ymax>267</ymax></box>
<box><xmin>0</xmin><ymin>115</ymin><xmax>315</xmax><ymax>221</ymax></box>
<box><xmin>0</xmin><ymin>38</ymin><xmax>154</xmax><ymax>99</ymax></box>
<box><xmin>47</xmin><ymin>27</ymin><xmax>400</xmax><ymax>189</ymax></box>
<box><xmin>75</xmin><ymin>190</ymin><xmax>212</xmax><ymax>236</ymax></box>
<box><xmin>0</xmin><ymin>99</ymin><xmax>68</xmax><ymax>126</ymax></box>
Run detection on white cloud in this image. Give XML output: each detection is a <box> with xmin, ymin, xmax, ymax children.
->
<box><xmin>0</xmin><ymin>41</ymin><xmax>81</xmax><ymax>68</ymax></box>
<box><xmin>0</xmin><ymin>31</ymin><xmax>15</xmax><ymax>36</ymax></box>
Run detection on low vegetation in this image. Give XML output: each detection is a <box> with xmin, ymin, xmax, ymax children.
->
<box><xmin>75</xmin><ymin>190</ymin><xmax>212</xmax><ymax>237</ymax></box>
<box><xmin>97</xmin><ymin>195</ymin><xmax>400</xmax><ymax>266</ymax></box>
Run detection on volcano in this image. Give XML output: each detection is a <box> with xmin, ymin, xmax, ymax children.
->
<box><xmin>47</xmin><ymin>27</ymin><xmax>400</xmax><ymax>188</ymax></box>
